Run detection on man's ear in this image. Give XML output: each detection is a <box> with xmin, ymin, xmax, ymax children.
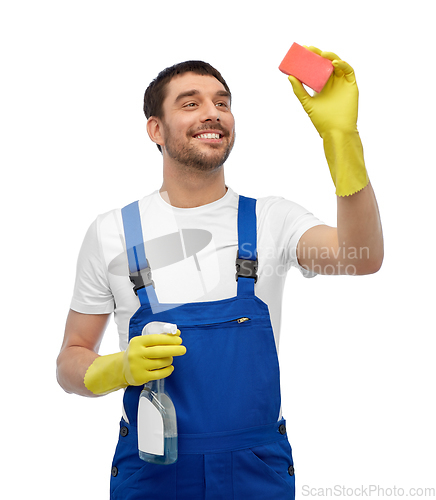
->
<box><xmin>147</xmin><ymin>116</ymin><xmax>165</xmax><ymax>148</ymax></box>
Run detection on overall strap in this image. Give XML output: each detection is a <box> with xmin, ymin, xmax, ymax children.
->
<box><xmin>236</xmin><ymin>195</ymin><xmax>258</xmax><ymax>296</ymax></box>
<box><xmin>121</xmin><ymin>201</ymin><xmax>158</xmax><ymax>306</ymax></box>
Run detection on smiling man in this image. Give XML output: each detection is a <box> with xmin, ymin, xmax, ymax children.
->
<box><xmin>57</xmin><ymin>55</ymin><xmax>383</xmax><ymax>500</ymax></box>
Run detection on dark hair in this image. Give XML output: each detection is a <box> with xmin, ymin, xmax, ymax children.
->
<box><xmin>143</xmin><ymin>61</ymin><xmax>231</xmax><ymax>152</ymax></box>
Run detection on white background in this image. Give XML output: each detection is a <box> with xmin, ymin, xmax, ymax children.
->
<box><xmin>2</xmin><ymin>1</ymin><xmax>435</xmax><ymax>498</ymax></box>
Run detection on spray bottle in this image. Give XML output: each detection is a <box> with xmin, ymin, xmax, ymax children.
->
<box><xmin>137</xmin><ymin>321</ymin><xmax>178</xmax><ymax>465</ymax></box>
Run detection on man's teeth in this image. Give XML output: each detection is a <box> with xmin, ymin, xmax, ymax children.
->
<box><xmin>196</xmin><ymin>133</ymin><xmax>221</xmax><ymax>139</ymax></box>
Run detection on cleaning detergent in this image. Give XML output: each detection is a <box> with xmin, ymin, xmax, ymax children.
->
<box><xmin>138</xmin><ymin>321</ymin><xmax>178</xmax><ymax>465</ymax></box>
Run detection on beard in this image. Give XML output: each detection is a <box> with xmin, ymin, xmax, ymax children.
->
<box><xmin>162</xmin><ymin>122</ymin><xmax>235</xmax><ymax>173</ymax></box>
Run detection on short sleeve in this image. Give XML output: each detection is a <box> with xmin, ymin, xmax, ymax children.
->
<box><xmin>70</xmin><ymin>218</ymin><xmax>115</xmax><ymax>314</ymax></box>
<box><xmin>285</xmin><ymin>204</ymin><xmax>326</xmax><ymax>277</ymax></box>
<box><xmin>258</xmin><ymin>196</ymin><xmax>325</xmax><ymax>278</ymax></box>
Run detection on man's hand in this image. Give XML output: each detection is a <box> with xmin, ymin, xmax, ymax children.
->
<box><xmin>84</xmin><ymin>331</ymin><xmax>187</xmax><ymax>396</ymax></box>
<box><xmin>288</xmin><ymin>47</ymin><xmax>359</xmax><ymax>137</ymax></box>
<box><xmin>123</xmin><ymin>332</ymin><xmax>186</xmax><ymax>386</ymax></box>
<box><xmin>288</xmin><ymin>46</ymin><xmax>369</xmax><ymax>197</ymax></box>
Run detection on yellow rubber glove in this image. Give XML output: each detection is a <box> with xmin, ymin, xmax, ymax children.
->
<box><xmin>84</xmin><ymin>330</ymin><xmax>186</xmax><ymax>396</ymax></box>
<box><xmin>288</xmin><ymin>46</ymin><xmax>369</xmax><ymax>197</ymax></box>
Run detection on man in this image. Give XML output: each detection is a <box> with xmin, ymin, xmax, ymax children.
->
<box><xmin>57</xmin><ymin>48</ymin><xmax>383</xmax><ymax>499</ymax></box>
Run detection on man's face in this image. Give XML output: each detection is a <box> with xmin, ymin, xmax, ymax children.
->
<box><xmin>157</xmin><ymin>72</ymin><xmax>235</xmax><ymax>172</ymax></box>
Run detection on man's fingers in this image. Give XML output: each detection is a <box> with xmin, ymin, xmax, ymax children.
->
<box><xmin>332</xmin><ymin>59</ymin><xmax>356</xmax><ymax>83</ymax></box>
<box><xmin>314</xmin><ymin>50</ymin><xmax>355</xmax><ymax>83</ymax></box>
<box><xmin>144</xmin><ymin>356</ymin><xmax>174</xmax><ymax>371</ymax></box>
<box><xmin>145</xmin><ymin>344</ymin><xmax>187</xmax><ymax>358</ymax></box>
<box><xmin>320</xmin><ymin>50</ymin><xmax>341</xmax><ymax>61</ymax></box>
<box><xmin>302</xmin><ymin>47</ymin><xmax>354</xmax><ymax>82</ymax></box>
<box><xmin>129</xmin><ymin>333</ymin><xmax>187</xmax><ymax>359</ymax></box>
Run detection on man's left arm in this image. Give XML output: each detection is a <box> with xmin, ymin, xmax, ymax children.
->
<box><xmin>297</xmin><ymin>182</ymin><xmax>383</xmax><ymax>275</ymax></box>
<box><xmin>289</xmin><ymin>46</ymin><xmax>384</xmax><ymax>275</ymax></box>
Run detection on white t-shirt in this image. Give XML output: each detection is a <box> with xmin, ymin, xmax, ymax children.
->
<box><xmin>70</xmin><ymin>187</ymin><xmax>324</xmax><ymax>351</ymax></box>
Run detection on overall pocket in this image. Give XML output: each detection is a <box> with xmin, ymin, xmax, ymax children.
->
<box><xmin>232</xmin><ymin>438</ymin><xmax>295</xmax><ymax>499</ymax></box>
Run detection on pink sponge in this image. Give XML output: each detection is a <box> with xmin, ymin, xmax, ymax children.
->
<box><xmin>279</xmin><ymin>43</ymin><xmax>334</xmax><ymax>93</ymax></box>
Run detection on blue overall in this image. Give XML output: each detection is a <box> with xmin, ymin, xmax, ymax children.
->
<box><xmin>110</xmin><ymin>195</ymin><xmax>295</xmax><ymax>499</ymax></box>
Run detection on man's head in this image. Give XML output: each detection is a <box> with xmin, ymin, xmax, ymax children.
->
<box><xmin>144</xmin><ymin>61</ymin><xmax>235</xmax><ymax>173</ymax></box>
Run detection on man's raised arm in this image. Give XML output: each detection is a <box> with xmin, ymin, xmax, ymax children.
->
<box><xmin>288</xmin><ymin>46</ymin><xmax>383</xmax><ymax>275</ymax></box>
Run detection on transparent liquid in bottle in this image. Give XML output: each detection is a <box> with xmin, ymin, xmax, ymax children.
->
<box><xmin>138</xmin><ymin>379</ymin><xmax>178</xmax><ymax>464</ymax></box>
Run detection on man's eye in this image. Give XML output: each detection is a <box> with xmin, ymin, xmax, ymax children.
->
<box><xmin>184</xmin><ymin>102</ymin><xmax>197</xmax><ymax>108</ymax></box>
<box><xmin>216</xmin><ymin>102</ymin><xmax>228</xmax><ymax>108</ymax></box>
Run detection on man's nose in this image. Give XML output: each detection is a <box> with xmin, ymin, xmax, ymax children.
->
<box><xmin>201</xmin><ymin>101</ymin><xmax>220</xmax><ymax>122</ymax></box>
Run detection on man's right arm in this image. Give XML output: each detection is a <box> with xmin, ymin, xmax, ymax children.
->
<box><xmin>56</xmin><ymin>309</ymin><xmax>187</xmax><ymax>398</ymax></box>
<box><xmin>56</xmin><ymin>309</ymin><xmax>111</xmax><ymax>397</ymax></box>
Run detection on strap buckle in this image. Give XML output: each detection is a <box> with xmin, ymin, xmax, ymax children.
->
<box><xmin>235</xmin><ymin>255</ymin><xmax>258</xmax><ymax>283</ymax></box>
<box><xmin>129</xmin><ymin>266</ymin><xmax>155</xmax><ymax>295</ymax></box>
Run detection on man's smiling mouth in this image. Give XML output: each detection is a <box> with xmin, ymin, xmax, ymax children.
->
<box><xmin>194</xmin><ymin>132</ymin><xmax>222</xmax><ymax>140</ymax></box>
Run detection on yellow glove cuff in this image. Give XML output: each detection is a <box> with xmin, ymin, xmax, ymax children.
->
<box><xmin>84</xmin><ymin>352</ymin><xmax>128</xmax><ymax>396</ymax></box>
<box><xmin>323</xmin><ymin>130</ymin><xmax>369</xmax><ymax>197</ymax></box>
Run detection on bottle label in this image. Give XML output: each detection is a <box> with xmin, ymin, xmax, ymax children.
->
<box><xmin>138</xmin><ymin>395</ymin><xmax>164</xmax><ymax>456</ymax></box>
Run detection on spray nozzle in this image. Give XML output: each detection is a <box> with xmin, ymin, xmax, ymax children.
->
<box><xmin>142</xmin><ymin>321</ymin><xmax>178</xmax><ymax>336</ymax></box>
